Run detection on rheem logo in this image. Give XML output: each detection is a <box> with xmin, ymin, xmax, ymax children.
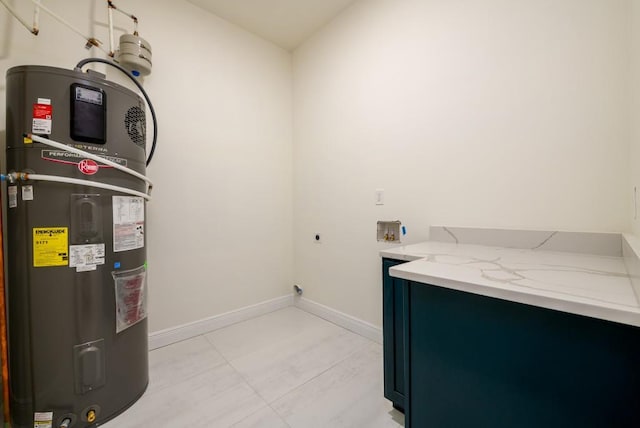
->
<box><xmin>78</xmin><ymin>159</ymin><xmax>99</xmax><ymax>175</ymax></box>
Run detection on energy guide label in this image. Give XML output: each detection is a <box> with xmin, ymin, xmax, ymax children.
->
<box><xmin>33</xmin><ymin>227</ymin><xmax>68</xmax><ymax>267</ymax></box>
<box><xmin>113</xmin><ymin>196</ymin><xmax>145</xmax><ymax>252</ymax></box>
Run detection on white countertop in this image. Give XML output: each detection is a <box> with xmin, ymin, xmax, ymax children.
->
<box><xmin>381</xmin><ymin>240</ymin><xmax>640</xmax><ymax>327</ymax></box>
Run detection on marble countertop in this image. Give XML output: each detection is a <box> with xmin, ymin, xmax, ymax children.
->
<box><xmin>381</xmin><ymin>238</ymin><xmax>640</xmax><ymax>327</ymax></box>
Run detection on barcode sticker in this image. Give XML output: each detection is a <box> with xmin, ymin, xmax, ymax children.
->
<box><xmin>8</xmin><ymin>186</ymin><xmax>17</xmax><ymax>208</ymax></box>
<box><xmin>34</xmin><ymin>411</ymin><xmax>53</xmax><ymax>428</ymax></box>
<box><xmin>22</xmin><ymin>185</ymin><xmax>34</xmax><ymax>201</ymax></box>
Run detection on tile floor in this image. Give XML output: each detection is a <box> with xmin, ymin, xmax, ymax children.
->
<box><xmin>101</xmin><ymin>307</ymin><xmax>405</xmax><ymax>427</ymax></box>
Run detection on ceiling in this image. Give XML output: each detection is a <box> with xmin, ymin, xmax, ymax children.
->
<box><xmin>188</xmin><ymin>0</ymin><xmax>359</xmax><ymax>50</ymax></box>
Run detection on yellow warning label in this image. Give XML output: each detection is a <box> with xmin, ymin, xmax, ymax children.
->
<box><xmin>33</xmin><ymin>227</ymin><xmax>69</xmax><ymax>267</ymax></box>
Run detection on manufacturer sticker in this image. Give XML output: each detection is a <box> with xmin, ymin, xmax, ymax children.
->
<box><xmin>22</xmin><ymin>185</ymin><xmax>34</xmax><ymax>201</ymax></box>
<box><xmin>70</xmin><ymin>243</ymin><xmax>105</xmax><ymax>272</ymax></box>
<box><xmin>32</xmin><ymin>103</ymin><xmax>52</xmax><ymax>134</ymax></box>
<box><xmin>33</xmin><ymin>227</ymin><xmax>69</xmax><ymax>267</ymax></box>
<box><xmin>8</xmin><ymin>186</ymin><xmax>17</xmax><ymax>208</ymax></box>
<box><xmin>113</xmin><ymin>196</ymin><xmax>144</xmax><ymax>252</ymax></box>
<box><xmin>34</xmin><ymin>411</ymin><xmax>53</xmax><ymax>428</ymax></box>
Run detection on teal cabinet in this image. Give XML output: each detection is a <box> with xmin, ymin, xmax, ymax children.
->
<box><xmin>382</xmin><ymin>258</ymin><xmax>408</xmax><ymax>412</ymax></box>
<box><xmin>403</xmin><ymin>281</ymin><xmax>640</xmax><ymax>428</ymax></box>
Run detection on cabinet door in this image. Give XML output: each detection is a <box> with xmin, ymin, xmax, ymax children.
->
<box><xmin>404</xmin><ymin>281</ymin><xmax>640</xmax><ymax>428</ymax></box>
<box><xmin>382</xmin><ymin>258</ymin><xmax>407</xmax><ymax>411</ymax></box>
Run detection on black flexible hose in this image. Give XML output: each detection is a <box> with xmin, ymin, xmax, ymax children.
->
<box><xmin>75</xmin><ymin>57</ymin><xmax>158</xmax><ymax>166</ymax></box>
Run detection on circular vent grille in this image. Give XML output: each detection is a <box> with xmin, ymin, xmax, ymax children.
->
<box><xmin>125</xmin><ymin>106</ymin><xmax>146</xmax><ymax>148</ymax></box>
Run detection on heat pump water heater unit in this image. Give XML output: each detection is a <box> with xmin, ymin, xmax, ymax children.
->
<box><xmin>4</xmin><ymin>65</ymin><xmax>152</xmax><ymax>428</ymax></box>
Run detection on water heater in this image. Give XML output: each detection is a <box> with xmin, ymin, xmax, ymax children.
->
<box><xmin>5</xmin><ymin>65</ymin><xmax>149</xmax><ymax>428</ymax></box>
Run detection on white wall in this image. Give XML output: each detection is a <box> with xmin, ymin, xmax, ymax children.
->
<box><xmin>293</xmin><ymin>0</ymin><xmax>632</xmax><ymax>326</ymax></box>
<box><xmin>2</xmin><ymin>0</ymin><xmax>635</xmax><ymax>334</ymax></box>
<box><xmin>632</xmin><ymin>0</ymin><xmax>640</xmax><ymax>237</ymax></box>
<box><xmin>0</xmin><ymin>0</ymin><xmax>293</xmax><ymax>332</ymax></box>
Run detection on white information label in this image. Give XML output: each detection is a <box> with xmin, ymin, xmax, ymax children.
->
<box><xmin>22</xmin><ymin>185</ymin><xmax>34</xmax><ymax>201</ymax></box>
<box><xmin>69</xmin><ymin>243</ymin><xmax>105</xmax><ymax>271</ymax></box>
<box><xmin>8</xmin><ymin>186</ymin><xmax>17</xmax><ymax>208</ymax></box>
<box><xmin>37</xmin><ymin>98</ymin><xmax>51</xmax><ymax>105</ymax></box>
<box><xmin>34</xmin><ymin>411</ymin><xmax>53</xmax><ymax>428</ymax></box>
<box><xmin>113</xmin><ymin>196</ymin><xmax>145</xmax><ymax>252</ymax></box>
<box><xmin>32</xmin><ymin>118</ymin><xmax>52</xmax><ymax>134</ymax></box>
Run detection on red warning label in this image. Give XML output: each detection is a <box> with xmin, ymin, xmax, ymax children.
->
<box><xmin>32</xmin><ymin>103</ymin><xmax>53</xmax><ymax>134</ymax></box>
<box><xmin>33</xmin><ymin>103</ymin><xmax>52</xmax><ymax>119</ymax></box>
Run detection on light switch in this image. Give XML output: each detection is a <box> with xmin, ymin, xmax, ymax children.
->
<box><xmin>375</xmin><ymin>189</ymin><xmax>384</xmax><ymax>205</ymax></box>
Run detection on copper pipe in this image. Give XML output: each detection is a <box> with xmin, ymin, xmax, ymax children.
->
<box><xmin>0</xmin><ymin>174</ymin><xmax>11</xmax><ymax>426</ymax></box>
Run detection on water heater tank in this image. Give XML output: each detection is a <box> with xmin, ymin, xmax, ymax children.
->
<box><xmin>5</xmin><ymin>65</ymin><xmax>149</xmax><ymax>428</ymax></box>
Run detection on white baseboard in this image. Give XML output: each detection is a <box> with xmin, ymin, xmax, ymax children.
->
<box><xmin>294</xmin><ymin>297</ymin><xmax>383</xmax><ymax>344</ymax></box>
<box><xmin>148</xmin><ymin>294</ymin><xmax>382</xmax><ymax>350</ymax></box>
<box><xmin>148</xmin><ymin>295</ymin><xmax>294</xmax><ymax>350</ymax></box>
